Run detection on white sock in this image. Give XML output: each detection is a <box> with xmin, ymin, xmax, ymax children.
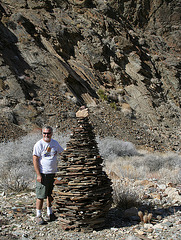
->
<box><xmin>36</xmin><ymin>209</ymin><xmax>42</xmax><ymax>217</ymax></box>
<box><xmin>47</xmin><ymin>207</ymin><xmax>53</xmax><ymax>216</ymax></box>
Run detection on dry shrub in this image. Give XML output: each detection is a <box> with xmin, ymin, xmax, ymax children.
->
<box><xmin>104</xmin><ymin>156</ymin><xmax>149</xmax><ymax>180</ymax></box>
<box><xmin>111</xmin><ymin>179</ymin><xmax>140</xmax><ymax>209</ymax></box>
<box><xmin>156</xmin><ymin>168</ymin><xmax>181</xmax><ymax>184</ymax></box>
<box><xmin>104</xmin><ymin>152</ymin><xmax>181</xmax><ymax>210</ymax></box>
<box><xmin>103</xmin><ymin>150</ymin><xmax>181</xmax><ymax>184</ymax></box>
<box><xmin>97</xmin><ymin>137</ymin><xmax>139</xmax><ymax>160</ymax></box>
<box><xmin>101</xmin><ymin>139</ymin><xmax>181</xmax><ymax>209</ymax></box>
<box><xmin>0</xmin><ymin>163</ymin><xmax>34</xmax><ymax>192</ymax></box>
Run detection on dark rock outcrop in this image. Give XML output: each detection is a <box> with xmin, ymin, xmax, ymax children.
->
<box><xmin>0</xmin><ymin>0</ymin><xmax>180</xmax><ymax>151</ymax></box>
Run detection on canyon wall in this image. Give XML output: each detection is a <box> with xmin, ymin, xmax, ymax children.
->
<box><xmin>0</xmin><ymin>0</ymin><xmax>180</xmax><ymax>151</ymax></box>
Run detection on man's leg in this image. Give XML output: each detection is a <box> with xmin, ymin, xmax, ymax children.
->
<box><xmin>35</xmin><ymin>198</ymin><xmax>45</xmax><ymax>224</ymax></box>
<box><xmin>47</xmin><ymin>195</ymin><xmax>54</xmax><ymax>215</ymax></box>
<box><xmin>47</xmin><ymin>196</ymin><xmax>53</xmax><ymax>207</ymax></box>
<box><xmin>35</xmin><ymin>195</ymin><xmax>46</xmax><ymax>225</ymax></box>
<box><xmin>45</xmin><ymin>175</ymin><xmax>57</xmax><ymax>221</ymax></box>
<box><xmin>46</xmin><ymin>175</ymin><xmax>54</xmax><ymax>215</ymax></box>
<box><xmin>46</xmin><ymin>196</ymin><xmax>56</xmax><ymax>221</ymax></box>
<box><xmin>36</xmin><ymin>198</ymin><xmax>43</xmax><ymax>218</ymax></box>
<box><xmin>36</xmin><ymin>198</ymin><xmax>43</xmax><ymax>210</ymax></box>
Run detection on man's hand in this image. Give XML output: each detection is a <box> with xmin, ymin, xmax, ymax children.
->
<box><xmin>33</xmin><ymin>155</ymin><xmax>41</xmax><ymax>182</ymax></box>
<box><xmin>37</xmin><ymin>174</ymin><xmax>42</xmax><ymax>183</ymax></box>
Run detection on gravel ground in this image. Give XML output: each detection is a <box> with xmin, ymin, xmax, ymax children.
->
<box><xmin>0</xmin><ymin>178</ymin><xmax>180</xmax><ymax>240</ymax></box>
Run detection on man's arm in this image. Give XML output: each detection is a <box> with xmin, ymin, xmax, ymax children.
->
<box><xmin>33</xmin><ymin>155</ymin><xmax>42</xmax><ymax>183</ymax></box>
<box><xmin>58</xmin><ymin>144</ymin><xmax>64</xmax><ymax>154</ymax></box>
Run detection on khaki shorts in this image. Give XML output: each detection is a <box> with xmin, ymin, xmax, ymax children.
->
<box><xmin>36</xmin><ymin>173</ymin><xmax>55</xmax><ymax>199</ymax></box>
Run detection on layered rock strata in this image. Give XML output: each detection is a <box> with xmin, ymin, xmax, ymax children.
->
<box><xmin>53</xmin><ymin>116</ymin><xmax>112</xmax><ymax>231</ymax></box>
<box><xmin>0</xmin><ymin>0</ymin><xmax>180</xmax><ymax>151</ymax></box>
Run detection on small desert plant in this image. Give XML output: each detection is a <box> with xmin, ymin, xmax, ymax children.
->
<box><xmin>111</xmin><ymin>179</ymin><xmax>140</xmax><ymax>209</ymax></box>
<box><xmin>97</xmin><ymin>89</ymin><xmax>108</xmax><ymax>101</ymax></box>
<box><xmin>110</xmin><ymin>101</ymin><xmax>117</xmax><ymax>110</ymax></box>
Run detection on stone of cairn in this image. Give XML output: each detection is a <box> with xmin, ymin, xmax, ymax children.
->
<box><xmin>53</xmin><ymin>108</ymin><xmax>113</xmax><ymax>231</ymax></box>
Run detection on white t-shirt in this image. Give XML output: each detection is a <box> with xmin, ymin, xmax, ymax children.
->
<box><xmin>33</xmin><ymin>139</ymin><xmax>64</xmax><ymax>174</ymax></box>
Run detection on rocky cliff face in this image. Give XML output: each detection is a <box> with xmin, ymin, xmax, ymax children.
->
<box><xmin>0</xmin><ymin>0</ymin><xmax>180</xmax><ymax>151</ymax></box>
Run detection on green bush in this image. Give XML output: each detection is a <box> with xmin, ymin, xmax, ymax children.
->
<box><xmin>97</xmin><ymin>89</ymin><xmax>108</xmax><ymax>101</ymax></box>
<box><xmin>110</xmin><ymin>102</ymin><xmax>117</xmax><ymax>110</ymax></box>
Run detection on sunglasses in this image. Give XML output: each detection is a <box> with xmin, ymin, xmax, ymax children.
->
<box><xmin>43</xmin><ymin>132</ymin><xmax>52</xmax><ymax>135</ymax></box>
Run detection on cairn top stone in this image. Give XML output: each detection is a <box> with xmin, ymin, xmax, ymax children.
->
<box><xmin>76</xmin><ymin>106</ymin><xmax>89</xmax><ymax>118</ymax></box>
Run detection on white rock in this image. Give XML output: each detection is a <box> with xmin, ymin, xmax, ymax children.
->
<box><xmin>164</xmin><ymin>187</ymin><xmax>181</xmax><ymax>202</ymax></box>
<box><xmin>1</xmin><ymin>192</ymin><xmax>5</xmax><ymax>196</ymax></box>
<box><xmin>158</xmin><ymin>184</ymin><xmax>166</xmax><ymax>190</ymax></box>
<box><xmin>153</xmin><ymin>223</ymin><xmax>164</xmax><ymax>229</ymax></box>
<box><xmin>110</xmin><ymin>227</ymin><xmax>118</xmax><ymax>231</ymax></box>
<box><xmin>126</xmin><ymin>235</ymin><xmax>141</xmax><ymax>240</ymax></box>
<box><xmin>144</xmin><ymin>223</ymin><xmax>153</xmax><ymax>228</ymax></box>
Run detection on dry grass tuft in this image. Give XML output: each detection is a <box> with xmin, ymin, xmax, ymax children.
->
<box><xmin>110</xmin><ymin>178</ymin><xmax>140</xmax><ymax>209</ymax></box>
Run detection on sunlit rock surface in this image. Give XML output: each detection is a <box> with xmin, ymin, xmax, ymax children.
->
<box><xmin>0</xmin><ymin>0</ymin><xmax>180</xmax><ymax>151</ymax></box>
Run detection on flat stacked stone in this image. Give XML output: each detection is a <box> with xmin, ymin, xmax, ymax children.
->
<box><xmin>53</xmin><ymin>114</ymin><xmax>112</xmax><ymax>231</ymax></box>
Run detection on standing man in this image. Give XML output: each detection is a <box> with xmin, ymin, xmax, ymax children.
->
<box><xmin>33</xmin><ymin>126</ymin><xmax>64</xmax><ymax>225</ymax></box>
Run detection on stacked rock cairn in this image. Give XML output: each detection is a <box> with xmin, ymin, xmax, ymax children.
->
<box><xmin>53</xmin><ymin>108</ymin><xmax>113</xmax><ymax>231</ymax></box>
